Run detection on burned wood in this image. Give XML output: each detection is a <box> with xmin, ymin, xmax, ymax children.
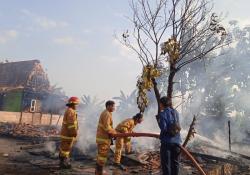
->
<box><xmin>113</xmin><ymin>132</ymin><xmax>208</xmax><ymax>175</ymax></box>
<box><xmin>182</xmin><ymin>115</ymin><xmax>197</xmax><ymax>147</ymax></box>
<box><xmin>20</xmin><ymin>143</ymin><xmax>45</xmax><ymax>150</ymax></box>
<box><xmin>201</xmin><ymin>143</ymin><xmax>250</xmax><ymax>161</ymax></box>
<box><xmin>0</xmin><ymin>123</ymin><xmax>59</xmax><ymax>138</ymax></box>
<box><xmin>190</xmin><ymin>152</ymin><xmax>247</xmax><ymax>167</ymax></box>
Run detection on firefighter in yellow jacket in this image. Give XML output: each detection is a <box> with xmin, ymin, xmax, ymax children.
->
<box><xmin>95</xmin><ymin>100</ymin><xmax>117</xmax><ymax>175</ymax></box>
<box><xmin>59</xmin><ymin>96</ymin><xmax>80</xmax><ymax>169</ymax></box>
<box><xmin>113</xmin><ymin>113</ymin><xmax>143</xmax><ymax>169</ymax></box>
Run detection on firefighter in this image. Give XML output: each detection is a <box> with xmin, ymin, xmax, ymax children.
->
<box><xmin>113</xmin><ymin>113</ymin><xmax>143</xmax><ymax>170</ymax></box>
<box><xmin>95</xmin><ymin>100</ymin><xmax>117</xmax><ymax>175</ymax></box>
<box><xmin>59</xmin><ymin>96</ymin><xmax>80</xmax><ymax>169</ymax></box>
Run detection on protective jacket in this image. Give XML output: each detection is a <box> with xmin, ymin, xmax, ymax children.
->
<box><xmin>59</xmin><ymin>107</ymin><xmax>78</xmax><ymax>158</ymax></box>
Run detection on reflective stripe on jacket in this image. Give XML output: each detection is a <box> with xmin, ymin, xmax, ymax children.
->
<box><xmin>116</xmin><ymin>118</ymin><xmax>135</xmax><ymax>133</ymax></box>
<box><xmin>96</xmin><ymin>109</ymin><xmax>115</xmax><ymax>143</ymax></box>
<box><xmin>60</xmin><ymin>108</ymin><xmax>78</xmax><ymax>139</ymax></box>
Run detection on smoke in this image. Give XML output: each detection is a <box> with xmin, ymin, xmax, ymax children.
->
<box><xmin>41</xmin><ymin>94</ymin><xmax>66</xmax><ymax>114</ymax></box>
<box><xmin>76</xmin><ymin>115</ymin><xmax>98</xmax><ymax>156</ymax></box>
<box><xmin>45</xmin><ymin>141</ymin><xmax>57</xmax><ymax>153</ymax></box>
<box><xmin>176</xmin><ymin>21</ymin><xmax>250</xmax><ymax>155</ymax></box>
<box><xmin>74</xmin><ymin>92</ymin><xmax>162</xmax><ymax>154</ymax></box>
<box><xmin>117</xmin><ymin>107</ymin><xmax>160</xmax><ymax>150</ymax></box>
<box><xmin>74</xmin><ymin>21</ymin><xmax>250</xmax><ymax>157</ymax></box>
<box><xmin>75</xmin><ymin>96</ymin><xmax>103</xmax><ymax>155</ymax></box>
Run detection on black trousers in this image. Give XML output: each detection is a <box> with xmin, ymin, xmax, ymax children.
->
<box><xmin>160</xmin><ymin>142</ymin><xmax>181</xmax><ymax>175</ymax></box>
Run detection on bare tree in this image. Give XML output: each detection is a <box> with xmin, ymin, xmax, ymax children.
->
<box><xmin>120</xmin><ymin>0</ymin><xmax>228</xmax><ymax>114</ymax></box>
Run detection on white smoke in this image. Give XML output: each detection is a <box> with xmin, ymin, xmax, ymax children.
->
<box><xmin>176</xmin><ymin>21</ymin><xmax>250</xmax><ymax>156</ymax></box>
<box><xmin>75</xmin><ymin>21</ymin><xmax>250</xmax><ymax>157</ymax></box>
<box><xmin>45</xmin><ymin>141</ymin><xmax>57</xmax><ymax>153</ymax></box>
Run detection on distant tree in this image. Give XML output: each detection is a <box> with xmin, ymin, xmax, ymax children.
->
<box><xmin>113</xmin><ymin>90</ymin><xmax>138</xmax><ymax>115</ymax></box>
<box><xmin>81</xmin><ymin>95</ymin><xmax>104</xmax><ymax>110</ymax></box>
<box><xmin>79</xmin><ymin>95</ymin><xmax>105</xmax><ymax>121</ymax></box>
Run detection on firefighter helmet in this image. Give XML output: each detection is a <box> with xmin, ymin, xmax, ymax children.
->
<box><xmin>67</xmin><ymin>97</ymin><xmax>80</xmax><ymax>105</ymax></box>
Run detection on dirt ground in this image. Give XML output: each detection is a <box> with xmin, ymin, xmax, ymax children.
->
<box><xmin>0</xmin><ymin>137</ymin><xmax>160</xmax><ymax>175</ymax></box>
<box><xmin>0</xmin><ymin>136</ymin><xmax>249</xmax><ymax>175</ymax></box>
<box><xmin>0</xmin><ymin>138</ymin><xmax>52</xmax><ymax>175</ymax></box>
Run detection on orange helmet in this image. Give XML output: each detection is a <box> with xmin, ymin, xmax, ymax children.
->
<box><xmin>67</xmin><ymin>96</ymin><xmax>80</xmax><ymax>105</ymax></box>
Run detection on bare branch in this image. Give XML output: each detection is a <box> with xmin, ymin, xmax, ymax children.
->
<box><xmin>119</xmin><ymin>0</ymin><xmax>229</xmax><ymax>112</ymax></box>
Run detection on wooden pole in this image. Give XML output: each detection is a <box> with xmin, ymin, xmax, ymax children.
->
<box><xmin>228</xmin><ymin>120</ymin><xmax>231</xmax><ymax>152</ymax></box>
<box><xmin>50</xmin><ymin>113</ymin><xmax>53</xmax><ymax>125</ymax></box>
<box><xmin>19</xmin><ymin>111</ymin><xmax>23</xmax><ymax>124</ymax></box>
<box><xmin>19</xmin><ymin>89</ymin><xmax>24</xmax><ymax>124</ymax></box>
<box><xmin>32</xmin><ymin>112</ymin><xmax>34</xmax><ymax>125</ymax></box>
<box><xmin>40</xmin><ymin>112</ymin><xmax>42</xmax><ymax>125</ymax></box>
<box><xmin>56</xmin><ymin>115</ymin><xmax>62</xmax><ymax>126</ymax></box>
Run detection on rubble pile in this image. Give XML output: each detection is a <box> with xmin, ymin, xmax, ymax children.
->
<box><xmin>139</xmin><ymin>150</ymin><xmax>250</xmax><ymax>175</ymax></box>
<box><xmin>141</xmin><ymin>151</ymin><xmax>160</xmax><ymax>171</ymax></box>
<box><xmin>0</xmin><ymin>122</ymin><xmax>59</xmax><ymax>138</ymax></box>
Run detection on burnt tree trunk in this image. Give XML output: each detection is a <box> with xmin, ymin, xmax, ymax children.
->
<box><xmin>152</xmin><ymin>78</ymin><xmax>161</xmax><ymax>114</ymax></box>
<box><xmin>152</xmin><ymin>63</ymin><xmax>177</xmax><ymax>114</ymax></box>
<box><xmin>167</xmin><ymin>63</ymin><xmax>177</xmax><ymax>108</ymax></box>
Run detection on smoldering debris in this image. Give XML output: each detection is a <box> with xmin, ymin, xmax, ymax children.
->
<box><xmin>0</xmin><ymin>122</ymin><xmax>59</xmax><ymax>138</ymax></box>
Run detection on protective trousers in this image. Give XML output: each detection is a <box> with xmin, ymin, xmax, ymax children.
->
<box><xmin>59</xmin><ymin>138</ymin><xmax>75</xmax><ymax>158</ymax></box>
<box><xmin>96</xmin><ymin>143</ymin><xmax>111</xmax><ymax>166</ymax></box>
<box><xmin>114</xmin><ymin>137</ymin><xmax>131</xmax><ymax>163</ymax></box>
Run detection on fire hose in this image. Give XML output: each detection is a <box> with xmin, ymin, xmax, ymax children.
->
<box><xmin>113</xmin><ymin>132</ymin><xmax>207</xmax><ymax>175</ymax></box>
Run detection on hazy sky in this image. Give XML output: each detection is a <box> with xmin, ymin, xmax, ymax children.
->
<box><xmin>0</xmin><ymin>0</ymin><xmax>249</xmax><ymax>100</ymax></box>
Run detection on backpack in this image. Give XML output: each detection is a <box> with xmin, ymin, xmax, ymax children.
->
<box><xmin>167</xmin><ymin>109</ymin><xmax>181</xmax><ymax>137</ymax></box>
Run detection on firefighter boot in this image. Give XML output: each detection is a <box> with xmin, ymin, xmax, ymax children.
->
<box><xmin>95</xmin><ymin>164</ymin><xmax>108</xmax><ymax>175</ymax></box>
<box><xmin>59</xmin><ymin>154</ymin><xmax>64</xmax><ymax>167</ymax></box>
<box><xmin>60</xmin><ymin>157</ymin><xmax>72</xmax><ymax>169</ymax></box>
<box><xmin>113</xmin><ymin>162</ymin><xmax>126</xmax><ymax>171</ymax></box>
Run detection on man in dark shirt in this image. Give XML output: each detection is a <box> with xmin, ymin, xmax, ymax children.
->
<box><xmin>157</xmin><ymin>96</ymin><xmax>181</xmax><ymax>175</ymax></box>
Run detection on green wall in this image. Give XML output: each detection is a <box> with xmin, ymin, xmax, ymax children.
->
<box><xmin>2</xmin><ymin>90</ymin><xmax>23</xmax><ymax>112</ymax></box>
